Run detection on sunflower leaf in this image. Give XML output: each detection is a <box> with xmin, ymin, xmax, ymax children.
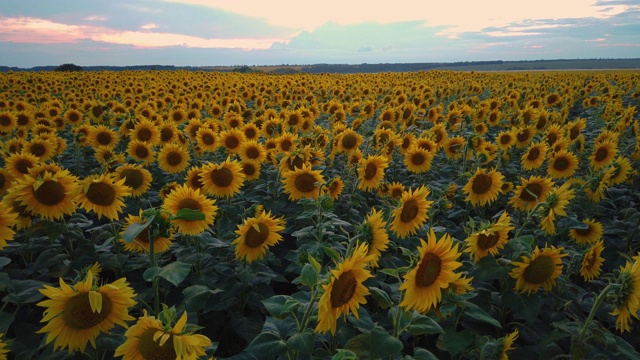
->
<box><xmin>143</xmin><ymin>261</ymin><xmax>191</xmax><ymax>286</ymax></box>
<box><xmin>408</xmin><ymin>314</ymin><xmax>444</xmax><ymax>335</ymax></box>
<box><xmin>121</xmin><ymin>214</ymin><xmax>155</xmax><ymax>243</ymax></box>
<box><xmin>173</xmin><ymin>208</ymin><xmax>205</xmax><ymax>221</ymax></box>
<box><xmin>462</xmin><ymin>302</ymin><xmax>502</xmax><ymax>328</ymax></box>
<box><xmin>298</xmin><ymin>263</ymin><xmax>318</xmax><ymax>287</ymax></box>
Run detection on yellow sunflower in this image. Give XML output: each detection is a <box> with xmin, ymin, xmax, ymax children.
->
<box><xmin>114</xmin><ymin>164</ymin><xmax>152</xmax><ymax>197</ymax></box>
<box><xmin>4</xmin><ymin>152</ymin><xmax>39</xmax><ymax>179</ymax></box>
<box><xmin>336</xmin><ymin>129</ymin><xmax>362</xmax><ymax>154</ymax></box>
<box><xmin>580</xmin><ymin>240</ymin><xmax>605</xmax><ymax>282</ymax></box>
<box><xmin>130</xmin><ymin>118</ymin><xmax>161</xmax><ymax>145</ymax></box>
<box><xmin>119</xmin><ymin>210</ymin><xmax>173</xmax><ymax>254</ymax></box>
<box><xmin>443</xmin><ymin>136</ymin><xmax>465</xmax><ymax>160</ymax></box>
<box><xmin>498</xmin><ymin>329</ymin><xmax>519</xmax><ymax>360</ymax></box>
<box><xmin>195</xmin><ymin>126</ymin><xmax>219</xmax><ymax>153</ymax></box>
<box><xmin>14</xmin><ymin>168</ymin><xmax>78</xmax><ymax>220</ymax></box>
<box><xmin>465</xmin><ymin>212</ymin><xmax>514</xmax><ymax>263</ymax></box>
<box><xmin>547</xmin><ymin>149</ymin><xmax>579</xmax><ymax>179</ymax></box>
<box><xmin>538</xmin><ymin>182</ymin><xmax>575</xmax><ymax>236</ymax></box>
<box><xmin>462</xmin><ymin>168</ymin><xmax>504</xmax><ymax>207</ymax></box>
<box><xmin>568</xmin><ymin>219</ymin><xmax>603</xmax><ymax>245</ymax></box>
<box><xmin>126</xmin><ymin>140</ymin><xmax>156</xmax><ymax>165</ymax></box>
<box><xmin>0</xmin><ymin>332</ymin><xmax>8</xmax><ymax>359</ymax></box>
<box><xmin>521</xmin><ymin>142</ymin><xmax>548</xmax><ymax>170</ymax></box>
<box><xmin>403</xmin><ymin>146</ymin><xmax>434</xmax><ymax>173</ymax></box>
<box><xmin>510</xmin><ymin>245</ymin><xmax>567</xmax><ymax>294</ymax></box>
<box><xmin>240</xmin><ymin>159</ymin><xmax>261</xmax><ymax>181</ymax></box>
<box><xmin>324</xmin><ymin>176</ymin><xmax>344</xmax><ymax>200</ymax></box>
<box><xmin>359</xmin><ymin>208</ymin><xmax>389</xmax><ymax>268</ymax></box>
<box><xmin>89</xmin><ymin>125</ymin><xmax>119</xmax><ymax>149</ymax></box>
<box><xmin>281</xmin><ymin>164</ymin><xmax>324</xmax><ymax>201</ymax></box>
<box><xmin>390</xmin><ymin>186</ymin><xmax>433</xmax><ymax>239</ymax></box>
<box><xmin>610</xmin><ymin>257</ymin><xmax>640</xmax><ymax>333</ymax></box>
<box><xmin>219</xmin><ymin>128</ymin><xmax>247</xmax><ymax>154</ymax></box>
<box><xmin>399</xmin><ymin>229</ymin><xmax>462</xmax><ymax>313</ymax></box>
<box><xmin>75</xmin><ymin>174</ymin><xmax>131</xmax><ymax>221</ymax></box>
<box><xmin>239</xmin><ymin>140</ymin><xmax>266</xmax><ymax>163</ymax></box>
<box><xmin>590</xmin><ymin>140</ymin><xmax>617</xmax><ymax>170</ymax></box>
<box><xmin>515</xmin><ymin>126</ymin><xmax>535</xmax><ymax>148</ymax></box>
<box><xmin>114</xmin><ymin>309</ymin><xmax>212</xmax><ymax>360</ymax></box>
<box><xmin>0</xmin><ymin>111</ymin><xmax>18</xmax><ymax>133</ymax></box>
<box><xmin>199</xmin><ymin>158</ymin><xmax>246</xmax><ymax>198</ymax></box>
<box><xmin>496</xmin><ymin>130</ymin><xmax>516</xmax><ymax>151</ymax></box>
<box><xmin>0</xmin><ymin>202</ymin><xmax>18</xmax><ymax>250</ymax></box>
<box><xmin>388</xmin><ymin>182</ymin><xmax>406</xmax><ymax>200</ymax></box>
<box><xmin>232</xmin><ymin>210</ymin><xmax>286</xmax><ymax>263</ymax></box>
<box><xmin>37</xmin><ymin>271</ymin><xmax>137</xmax><ymax>352</ymax></box>
<box><xmin>23</xmin><ymin>137</ymin><xmax>56</xmax><ymax>161</ymax></box>
<box><xmin>157</xmin><ymin>143</ymin><xmax>191</xmax><ymax>174</ymax></box>
<box><xmin>0</xmin><ymin>169</ymin><xmax>11</xmax><ymax>195</ymax></box>
<box><xmin>162</xmin><ymin>184</ymin><xmax>218</xmax><ymax>235</ymax></box>
<box><xmin>509</xmin><ymin>176</ymin><xmax>554</xmax><ymax>211</ymax></box>
<box><xmin>315</xmin><ymin>242</ymin><xmax>373</xmax><ymax>335</ymax></box>
<box><xmin>357</xmin><ymin>155</ymin><xmax>389</xmax><ymax>191</ymax></box>
<box><xmin>608</xmin><ymin>156</ymin><xmax>632</xmax><ymax>185</ymax></box>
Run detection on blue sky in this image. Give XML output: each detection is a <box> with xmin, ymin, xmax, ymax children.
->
<box><xmin>0</xmin><ymin>0</ymin><xmax>639</xmax><ymax>67</ymax></box>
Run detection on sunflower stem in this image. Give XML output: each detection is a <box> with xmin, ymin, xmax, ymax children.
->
<box><xmin>148</xmin><ymin>227</ymin><xmax>160</xmax><ymax>316</ymax></box>
<box><xmin>298</xmin><ymin>287</ymin><xmax>318</xmax><ymax>332</ymax></box>
<box><xmin>514</xmin><ymin>202</ymin><xmax>544</xmax><ymax>239</ymax></box>
<box><xmin>578</xmin><ymin>283</ymin><xmax>619</xmax><ymax>339</ymax></box>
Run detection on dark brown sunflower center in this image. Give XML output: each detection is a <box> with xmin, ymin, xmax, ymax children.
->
<box><xmin>137</xmin><ymin>128</ymin><xmax>152</xmax><ymax>142</ymax></box>
<box><xmin>34</xmin><ymin>180</ymin><xmax>66</xmax><ymax>206</ymax></box>
<box><xmin>500</xmin><ymin>135</ymin><xmax>511</xmax><ymax>145</ymax></box>
<box><xmin>67</xmin><ymin>112</ymin><xmax>80</xmax><ymax>122</ymax></box>
<box><xmin>0</xmin><ymin>174</ymin><xmax>5</xmax><ymax>189</ymax></box>
<box><xmin>400</xmin><ymin>199</ymin><xmax>419</xmax><ymax>223</ymax></box>
<box><xmin>527</xmin><ymin>148</ymin><xmax>540</xmax><ymax>161</ymax></box>
<box><xmin>245</xmin><ymin>147</ymin><xmax>260</xmax><ymax>159</ymax></box>
<box><xmin>569</xmin><ymin>126</ymin><xmax>580</xmax><ymax>140</ymax></box>
<box><xmin>225</xmin><ymin>136</ymin><xmax>239</xmax><ymax>149</ymax></box>
<box><xmin>477</xmin><ymin>232</ymin><xmax>500</xmax><ymax>250</ymax></box>
<box><xmin>120</xmin><ymin>169</ymin><xmax>144</xmax><ymax>190</ymax></box>
<box><xmin>574</xmin><ymin>225</ymin><xmax>593</xmax><ymax>236</ymax></box>
<box><xmin>391</xmin><ymin>188</ymin><xmax>403</xmax><ymax>199</ymax></box>
<box><xmin>364</xmin><ymin>163</ymin><xmax>378</xmax><ymax>180</ymax></box>
<box><xmin>0</xmin><ymin>115</ymin><xmax>12</xmax><ymax>127</ymax></box>
<box><xmin>166</xmin><ymin>151</ymin><xmax>183</xmax><ymax>166</ymax></box>
<box><xmin>553</xmin><ymin>157</ymin><xmax>569</xmax><ymax>171</ymax></box>
<box><xmin>546</xmin><ymin>133</ymin><xmax>558</xmax><ymax>145</ymax></box>
<box><xmin>178</xmin><ymin>198</ymin><xmax>202</xmax><ymax>212</ymax></box>
<box><xmin>137</xmin><ymin>329</ymin><xmax>177</xmax><ymax>360</ymax></box>
<box><xmin>522</xmin><ymin>255</ymin><xmax>555</xmax><ymax>284</ymax></box>
<box><xmin>412</xmin><ymin>153</ymin><xmax>426</xmax><ymax>165</ymax></box>
<box><xmin>160</xmin><ymin>128</ymin><xmax>174</xmax><ymax>142</ymax></box>
<box><xmin>471</xmin><ymin>173</ymin><xmax>493</xmax><ymax>195</ymax></box>
<box><xmin>330</xmin><ymin>270</ymin><xmax>357</xmax><ymax>308</ymax></box>
<box><xmin>294</xmin><ymin>173</ymin><xmax>317</xmax><ymax>193</ymax></box>
<box><xmin>15</xmin><ymin>158</ymin><xmax>34</xmax><ymax>175</ymax></box>
<box><xmin>135</xmin><ymin>145</ymin><xmax>149</xmax><ymax>159</ymax></box>
<box><xmin>341</xmin><ymin>133</ymin><xmax>358</xmax><ymax>150</ymax></box>
<box><xmin>244</xmin><ymin>222</ymin><xmax>270</xmax><ymax>248</ymax></box>
<box><xmin>517</xmin><ymin>130</ymin><xmax>530</xmax><ymax>142</ymax></box>
<box><xmin>594</xmin><ymin>147</ymin><xmax>608</xmax><ymax>162</ymax></box>
<box><xmin>415</xmin><ymin>252</ymin><xmax>442</xmax><ymax>287</ymax></box>
<box><xmin>96</xmin><ymin>132</ymin><xmax>113</xmax><ymax>146</ymax></box>
<box><xmin>62</xmin><ymin>292</ymin><xmax>112</xmax><ymax>330</ymax></box>
<box><xmin>86</xmin><ymin>182</ymin><xmax>117</xmax><ymax>206</ymax></box>
<box><xmin>202</xmin><ymin>133</ymin><xmax>215</xmax><ymax>145</ymax></box>
<box><xmin>585</xmin><ymin>252</ymin><xmax>597</xmax><ymax>268</ymax></box>
<box><xmin>210</xmin><ymin>167</ymin><xmax>233</xmax><ymax>187</ymax></box>
<box><xmin>520</xmin><ymin>183</ymin><xmax>543</xmax><ymax>202</ymax></box>
<box><xmin>29</xmin><ymin>143</ymin><xmax>46</xmax><ymax>157</ymax></box>
<box><xmin>280</xmin><ymin>140</ymin><xmax>293</xmax><ymax>151</ymax></box>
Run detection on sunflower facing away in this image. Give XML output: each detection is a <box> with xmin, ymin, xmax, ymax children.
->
<box><xmin>465</xmin><ymin>212</ymin><xmax>514</xmax><ymax>263</ymax></box>
<box><xmin>390</xmin><ymin>185</ymin><xmax>433</xmax><ymax>239</ymax></box>
<box><xmin>463</xmin><ymin>167</ymin><xmax>504</xmax><ymax>207</ymax></box>
<box><xmin>498</xmin><ymin>329</ymin><xmax>519</xmax><ymax>360</ymax></box>
<box><xmin>119</xmin><ymin>210</ymin><xmax>173</xmax><ymax>254</ymax></box>
<box><xmin>232</xmin><ymin>210</ymin><xmax>286</xmax><ymax>263</ymax></box>
<box><xmin>199</xmin><ymin>158</ymin><xmax>246</xmax><ymax>198</ymax></box>
<box><xmin>510</xmin><ymin>245</ymin><xmax>567</xmax><ymax>295</ymax></box>
<box><xmin>37</xmin><ymin>271</ymin><xmax>137</xmax><ymax>352</ymax></box>
<box><xmin>357</xmin><ymin>155</ymin><xmax>389</xmax><ymax>191</ymax></box>
<box><xmin>359</xmin><ymin>208</ymin><xmax>390</xmax><ymax>268</ymax></box>
<box><xmin>580</xmin><ymin>240</ymin><xmax>605</xmax><ymax>282</ymax></box>
<box><xmin>569</xmin><ymin>219</ymin><xmax>604</xmax><ymax>245</ymax></box>
<box><xmin>609</xmin><ymin>256</ymin><xmax>640</xmax><ymax>333</ymax></box>
<box><xmin>315</xmin><ymin>242</ymin><xmax>373</xmax><ymax>335</ymax></box>
<box><xmin>399</xmin><ymin>229</ymin><xmax>462</xmax><ymax>313</ymax></box>
<box><xmin>114</xmin><ymin>309</ymin><xmax>212</xmax><ymax>360</ymax></box>
<box><xmin>281</xmin><ymin>164</ymin><xmax>324</xmax><ymax>201</ymax></box>
<box><xmin>162</xmin><ymin>184</ymin><xmax>218</xmax><ymax>235</ymax></box>
<box><xmin>75</xmin><ymin>174</ymin><xmax>131</xmax><ymax>221</ymax></box>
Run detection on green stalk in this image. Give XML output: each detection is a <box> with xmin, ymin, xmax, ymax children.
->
<box><xmin>578</xmin><ymin>283</ymin><xmax>619</xmax><ymax>339</ymax></box>
<box><xmin>148</xmin><ymin>227</ymin><xmax>160</xmax><ymax>315</ymax></box>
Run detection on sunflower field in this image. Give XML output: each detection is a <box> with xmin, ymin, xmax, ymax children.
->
<box><xmin>0</xmin><ymin>69</ymin><xmax>639</xmax><ymax>360</ymax></box>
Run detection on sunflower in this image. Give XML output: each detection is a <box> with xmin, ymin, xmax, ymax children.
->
<box><xmin>465</xmin><ymin>212</ymin><xmax>514</xmax><ymax>263</ymax></box>
<box><xmin>4</xmin><ymin>152</ymin><xmax>39</xmax><ymax>179</ymax></box>
<box><xmin>76</xmin><ymin>174</ymin><xmax>131</xmax><ymax>221</ymax></box>
<box><xmin>538</xmin><ymin>182</ymin><xmax>575</xmax><ymax>235</ymax></box>
<box><xmin>566</xmin><ymin>118</ymin><xmax>586</xmax><ymax>141</ymax></box>
<box><xmin>199</xmin><ymin>158</ymin><xmax>246</xmax><ymax>198</ymax></box>
<box><xmin>509</xmin><ymin>175</ymin><xmax>554</xmax><ymax>211</ymax></box>
<box><xmin>126</xmin><ymin>140</ymin><xmax>156</xmax><ymax>165</ymax></box>
<box><xmin>590</xmin><ymin>140</ymin><xmax>617</xmax><ymax>170</ymax></box>
<box><xmin>14</xmin><ymin>168</ymin><xmax>78</xmax><ymax>220</ymax></box>
<box><xmin>495</xmin><ymin>130</ymin><xmax>516</xmax><ymax>151</ymax></box>
<box><xmin>168</xmin><ymin>107</ymin><xmax>188</xmax><ymax>125</ymax></box>
<box><xmin>130</xmin><ymin>118</ymin><xmax>160</xmax><ymax>145</ymax></box>
<box><xmin>219</xmin><ymin>128</ymin><xmax>246</xmax><ymax>154</ymax></box>
<box><xmin>521</xmin><ymin>141</ymin><xmax>548</xmax><ymax>170</ymax></box>
<box><xmin>547</xmin><ymin>149</ymin><xmax>579</xmax><ymax>179</ymax></box>
<box><xmin>359</xmin><ymin>208</ymin><xmax>389</xmax><ymax>268</ymax></box>
<box><xmin>157</xmin><ymin>143</ymin><xmax>191</xmax><ymax>174</ymax></box>
<box><xmin>0</xmin><ymin>111</ymin><xmax>18</xmax><ymax>133</ymax></box>
<box><xmin>275</xmin><ymin>132</ymin><xmax>298</xmax><ymax>153</ymax></box>
<box><xmin>609</xmin><ymin>257</ymin><xmax>640</xmax><ymax>333</ymax></box>
<box><xmin>36</xmin><ymin>271</ymin><xmax>137</xmax><ymax>352</ymax></box>
<box><xmin>114</xmin><ymin>309</ymin><xmax>212</xmax><ymax>360</ymax></box>
<box><xmin>232</xmin><ymin>210</ymin><xmax>286</xmax><ymax>263</ymax></box>
<box><xmin>463</xmin><ymin>168</ymin><xmax>504</xmax><ymax>207</ymax></box>
<box><xmin>119</xmin><ymin>210</ymin><xmax>173</xmax><ymax>254</ymax></box>
<box><xmin>89</xmin><ymin>125</ymin><xmax>119</xmax><ymax>149</ymax></box>
<box><xmin>162</xmin><ymin>184</ymin><xmax>218</xmax><ymax>235</ymax></box>
<box><xmin>336</xmin><ymin>129</ymin><xmax>362</xmax><ymax>154</ymax></box>
<box><xmin>315</xmin><ymin>242</ymin><xmax>373</xmax><ymax>335</ymax></box>
<box><xmin>357</xmin><ymin>155</ymin><xmax>389</xmax><ymax>191</ymax></box>
<box><xmin>608</xmin><ymin>156</ymin><xmax>632</xmax><ymax>185</ymax></box>
<box><xmin>443</xmin><ymin>136</ymin><xmax>465</xmax><ymax>160</ymax></box>
<box><xmin>324</xmin><ymin>176</ymin><xmax>344</xmax><ymax>200</ymax></box>
<box><xmin>388</xmin><ymin>182</ymin><xmax>406</xmax><ymax>200</ymax></box>
<box><xmin>403</xmin><ymin>146</ymin><xmax>434</xmax><ymax>173</ymax></box>
<box><xmin>194</xmin><ymin>126</ymin><xmax>219</xmax><ymax>153</ymax></box>
<box><xmin>498</xmin><ymin>329</ymin><xmax>519</xmax><ymax>360</ymax></box>
<box><xmin>400</xmin><ymin>229</ymin><xmax>462</xmax><ymax>313</ymax></box>
<box><xmin>240</xmin><ymin>159</ymin><xmax>261</xmax><ymax>181</ymax></box>
<box><xmin>114</xmin><ymin>164</ymin><xmax>152</xmax><ymax>197</ymax></box>
<box><xmin>0</xmin><ymin>202</ymin><xmax>17</xmax><ymax>250</ymax></box>
<box><xmin>0</xmin><ymin>169</ymin><xmax>11</xmax><ymax>195</ymax></box>
<box><xmin>580</xmin><ymin>240</ymin><xmax>605</xmax><ymax>282</ymax></box>
<box><xmin>510</xmin><ymin>245</ymin><xmax>567</xmax><ymax>294</ymax></box>
<box><xmin>568</xmin><ymin>219</ymin><xmax>603</xmax><ymax>245</ymax></box>
<box><xmin>390</xmin><ymin>186</ymin><xmax>433</xmax><ymax>239</ymax></box>
<box><xmin>0</xmin><ymin>333</ymin><xmax>8</xmax><ymax>359</ymax></box>
<box><xmin>158</xmin><ymin>122</ymin><xmax>180</xmax><ymax>144</ymax></box>
<box><xmin>63</xmin><ymin>109</ymin><xmax>83</xmax><ymax>126</ymax></box>
<box><xmin>281</xmin><ymin>164</ymin><xmax>324</xmax><ymax>201</ymax></box>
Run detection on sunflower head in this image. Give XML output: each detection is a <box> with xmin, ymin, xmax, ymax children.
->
<box><xmin>510</xmin><ymin>245</ymin><xmax>568</xmax><ymax>294</ymax></box>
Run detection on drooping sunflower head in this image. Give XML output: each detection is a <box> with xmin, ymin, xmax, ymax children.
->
<box><xmin>357</xmin><ymin>155</ymin><xmax>389</xmax><ymax>191</ymax></box>
<box><xmin>580</xmin><ymin>240</ymin><xmax>605</xmax><ymax>282</ymax></box>
<box><xmin>390</xmin><ymin>185</ymin><xmax>433</xmax><ymax>239</ymax></box>
<box><xmin>119</xmin><ymin>210</ymin><xmax>173</xmax><ymax>254</ymax></box>
<box><xmin>443</xmin><ymin>136</ymin><xmax>465</xmax><ymax>160</ymax></box>
<box><xmin>359</xmin><ymin>208</ymin><xmax>389</xmax><ymax>268</ymax></box>
<box><xmin>498</xmin><ymin>329</ymin><xmax>519</xmax><ymax>360</ymax></box>
<box><xmin>510</xmin><ymin>245</ymin><xmax>568</xmax><ymax>295</ymax></box>
<box><xmin>324</xmin><ymin>176</ymin><xmax>344</xmax><ymax>201</ymax></box>
<box><xmin>609</xmin><ymin>258</ymin><xmax>640</xmax><ymax>333</ymax></box>
<box><xmin>465</xmin><ymin>212</ymin><xmax>514</xmax><ymax>263</ymax></box>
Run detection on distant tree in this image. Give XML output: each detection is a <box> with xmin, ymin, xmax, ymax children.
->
<box><xmin>54</xmin><ymin>63</ymin><xmax>83</xmax><ymax>72</ymax></box>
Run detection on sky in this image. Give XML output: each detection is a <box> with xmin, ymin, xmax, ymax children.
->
<box><xmin>0</xmin><ymin>0</ymin><xmax>639</xmax><ymax>68</ymax></box>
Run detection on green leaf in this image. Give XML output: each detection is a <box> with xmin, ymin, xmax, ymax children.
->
<box><xmin>613</xmin><ymin>335</ymin><xmax>640</xmax><ymax>359</ymax></box>
<box><xmin>173</xmin><ymin>208</ymin><xmax>205</xmax><ymax>221</ymax></box>
<box><xmin>378</xmin><ymin>268</ymin><xmax>399</xmax><ymax>277</ymax></box>
<box><xmin>245</xmin><ymin>331</ymin><xmax>287</xmax><ymax>357</ymax></box>
<box><xmin>299</xmin><ymin>263</ymin><xmax>318</xmax><ymax>287</ymax></box>
<box><xmin>182</xmin><ymin>285</ymin><xmax>223</xmax><ymax>312</ymax></box>
<box><xmin>369</xmin><ymin>286</ymin><xmax>393</xmax><ymax>309</ymax></box>
<box><xmin>262</xmin><ymin>295</ymin><xmax>292</xmax><ymax>318</ymax></box>
<box><xmin>0</xmin><ymin>257</ymin><xmax>11</xmax><ymax>269</ymax></box>
<box><xmin>469</xmin><ymin>255</ymin><xmax>508</xmax><ymax>282</ymax></box>
<box><xmin>143</xmin><ymin>261</ymin><xmax>191</xmax><ymax>286</ymax></box>
<box><xmin>308</xmin><ymin>253</ymin><xmax>322</xmax><ymax>273</ymax></box>
<box><xmin>323</xmin><ymin>245</ymin><xmax>341</xmax><ymax>262</ymax></box>
<box><xmin>2</xmin><ymin>280</ymin><xmax>45</xmax><ymax>304</ymax></box>
<box><xmin>332</xmin><ymin>349</ymin><xmax>358</xmax><ymax>360</ymax></box>
<box><xmin>462</xmin><ymin>303</ymin><xmax>502</xmax><ymax>328</ymax></box>
<box><xmin>121</xmin><ymin>214</ymin><xmax>155</xmax><ymax>243</ymax></box>
<box><xmin>344</xmin><ymin>326</ymin><xmax>403</xmax><ymax>359</ymax></box>
<box><xmin>442</xmin><ymin>327</ymin><xmax>473</xmax><ymax>357</ymax></box>
<box><xmin>410</xmin><ymin>348</ymin><xmax>440</xmax><ymax>360</ymax></box>
<box><xmin>508</xmin><ymin>235</ymin><xmax>535</xmax><ymax>254</ymax></box>
<box><xmin>408</xmin><ymin>314</ymin><xmax>444</xmax><ymax>335</ymax></box>
<box><xmin>286</xmin><ymin>328</ymin><xmax>315</xmax><ymax>354</ymax></box>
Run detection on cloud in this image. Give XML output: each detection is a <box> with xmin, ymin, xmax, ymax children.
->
<box><xmin>357</xmin><ymin>46</ymin><xmax>373</xmax><ymax>53</ymax></box>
